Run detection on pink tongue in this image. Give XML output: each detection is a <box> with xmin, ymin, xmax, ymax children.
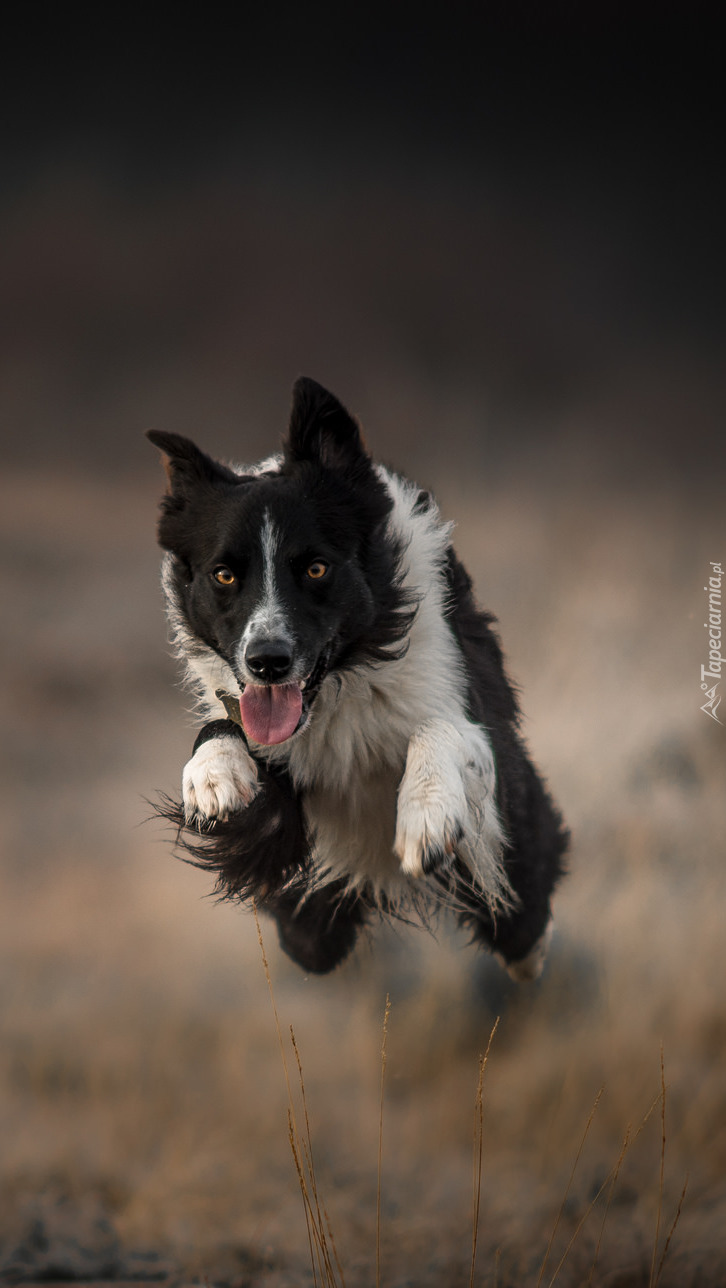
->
<box><xmin>239</xmin><ymin>683</ymin><xmax>303</xmax><ymax>745</ymax></box>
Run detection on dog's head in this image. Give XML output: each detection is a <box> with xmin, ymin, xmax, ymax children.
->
<box><xmin>149</xmin><ymin>378</ymin><xmax>414</xmax><ymax>746</ymax></box>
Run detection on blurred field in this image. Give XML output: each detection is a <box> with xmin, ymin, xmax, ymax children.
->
<box><xmin>1</xmin><ymin>27</ymin><xmax>724</xmax><ymax>1275</ymax></box>
<box><xmin>1</xmin><ymin>438</ymin><xmax>724</xmax><ymax>1285</ymax></box>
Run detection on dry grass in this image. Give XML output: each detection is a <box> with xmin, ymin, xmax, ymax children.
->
<box><xmin>0</xmin><ymin>462</ymin><xmax>724</xmax><ymax>1286</ymax></box>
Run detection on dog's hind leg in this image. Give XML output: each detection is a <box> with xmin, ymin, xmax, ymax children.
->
<box><xmin>457</xmin><ymin>888</ymin><xmax>555</xmax><ymax>981</ymax></box>
<box><xmin>264</xmin><ymin>880</ymin><xmax>369</xmax><ymax>974</ymax></box>
<box><xmin>455</xmin><ymin>759</ymin><xmax>568</xmax><ymax>980</ymax></box>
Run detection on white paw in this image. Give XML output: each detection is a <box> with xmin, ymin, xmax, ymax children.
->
<box><xmin>182</xmin><ymin>737</ymin><xmax>259</xmax><ymax>822</ymax></box>
<box><xmin>394</xmin><ymin>726</ymin><xmax>469</xmax><ymax>878</ymax></box>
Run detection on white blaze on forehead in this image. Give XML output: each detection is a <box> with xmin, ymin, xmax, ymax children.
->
<box><xmin>260</xmin><ymin>510</ymin><xmax>283</xmax><ymax>625</ymax></box>
<box><xmin>238</xmin><ymin>510</ymin><xmax>291</xmax><ymax>663</ymax></box>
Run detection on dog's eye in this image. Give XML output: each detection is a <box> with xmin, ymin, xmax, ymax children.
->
<box><xmin>212</xmin><ymin>566</ymin><xmax>236</xmax><ymax>586</ymax></box>
<box><xmin>306</xmin><ymin>560</ymin><xmax>329</xmax><ymax>580</ymax></box>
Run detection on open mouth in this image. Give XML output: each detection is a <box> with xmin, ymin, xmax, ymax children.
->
<box><xmin>239</xmin><ymin>682</ymin><xmax>303</xmax><ymax>745</ymax></box>
<box><xmin>215</xmin><ymin>646</ymin><xmax>332</xmax><ymax>746</ymax></box>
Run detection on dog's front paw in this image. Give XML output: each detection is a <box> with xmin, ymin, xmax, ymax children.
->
<box><xmin>182</xmin><ymin>737</ymin><xmax>259</xmax><ymax>823</ymax></box>
<box><xmin>394</xmin><ymin>739</ymin><xmax>468</xmax><ymax>878</ymax></box>
<box><xmin>395</xmin><ymin>803</ymin><xmax>465</xmax><ymax>877</ymax></box>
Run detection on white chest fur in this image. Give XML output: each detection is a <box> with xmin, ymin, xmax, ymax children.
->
<box><xmin>169</xmin><ymin>468</ymin><xmax>509</xmax><ymax>911</ymax></box>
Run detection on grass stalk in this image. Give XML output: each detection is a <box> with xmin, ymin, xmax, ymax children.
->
<box><xmin>376</xmin><ymin>994</ymin><xmax>391</xmax><ymax>1288</ymax></box>
<box><xmin>536</xmin><ymin>1086</ymin><xmax>604</xmax><ymax>1288</ymax></box>
<box><xmin>470</xmin><ymin>1016</ymin><xmax>499</xmax><ymax>1288</ymax></box>
<box><xmin>253</xmin><ymin>902</ymin><xmax>343</xmax><ymax>1287</ymax></box>
<box><xmin>653</xmin><ymin>1174</ymin><xmax>689</xmax><ymax>1288</ymax></box>
<box><xmin>291</xmin><ymin>1023</ymin><xmax>345</xmax><ymax>1288</ymax></box>
<box><xmin>649</xmin><ymin>1044</ymin><xmax>666</xmax><ymax>1288</ymax></box>
<box><xmin>549</xmin><ymin>1131</ymin><xmax>633</xmax><ymax>1288</ymax></box>
<box><xmin>584</xmin><ymin>1125</ymin><xmax>632</xmax><ymax>1288</ymax></box>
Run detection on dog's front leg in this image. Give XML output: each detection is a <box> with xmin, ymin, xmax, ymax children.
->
<box><xmin>395</xmin><ymin>719</ymin><xmax>472</xmax><ymax>876</ymax></box>
<box><xmin>394</xmin><ymin>718</ymin><xmax>499</xmax><ymax>878</ymax></box>
<box><xmin>182</xmin><ymin>720</ymin><xmax>260</xmax><ymax>823</ymax></box>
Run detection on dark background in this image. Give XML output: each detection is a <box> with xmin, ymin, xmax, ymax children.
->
<box><xmin>1</xmin><ymin>7</ymin><xmax>723</xmax><ymax>492</ymax></box>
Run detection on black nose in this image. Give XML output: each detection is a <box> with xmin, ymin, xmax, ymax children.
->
<box><xmin>245</xmin><ymin>637</ymin><xmax>294</xmax><ymax>683</ymax></box>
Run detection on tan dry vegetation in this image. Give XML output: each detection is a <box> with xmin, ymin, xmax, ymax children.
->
<box><xmin>0</xmin><ymin>461</ymin><xmax>724</xmax><ymax>1287</ymax></box>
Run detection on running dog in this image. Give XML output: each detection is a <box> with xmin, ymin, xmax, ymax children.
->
<box><xmin>148</xmin><ymin>378</ymin><xmax>568</xmax><ymax>976</ymax></box>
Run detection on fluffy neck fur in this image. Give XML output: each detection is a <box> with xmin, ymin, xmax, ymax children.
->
<box><xmin>161</xmin><ymin>464</ymin><xmax>460</xmax><ymax>794</ymax></box>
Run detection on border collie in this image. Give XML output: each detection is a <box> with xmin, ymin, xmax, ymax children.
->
<box><xmin>148</xmin><ymin>378</ymin><xmax>568</xmax><ymax>978</ymax></box>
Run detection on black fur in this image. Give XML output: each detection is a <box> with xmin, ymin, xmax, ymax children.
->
<box><xmin>265</xmin><ymin>880</ymin><xmax>371</xmax><ymax>975</ymax></box>
<box><xmin>442</xmin><ymin>550</ymin><xmax>569</xmax><ymax>965</ymax></box>
<box><xmin>155</xmin><ymin>741</ymin><xmax>309</xmax><ymax>904</ymax></box>
<box><xmin>149</xmin><ymin>378</ymin><xmax>568</xmax><ymax>975</ymax></box>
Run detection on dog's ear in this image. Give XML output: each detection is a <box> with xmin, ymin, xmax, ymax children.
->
<box><xmin>285</xmin><ymin>378</ymin><xmax>368</xmax><ymax>470</ymax></box>
<box><xmin>147</xmin><ymin>432</ymin><xmax>242</xmax><ymax>558</ymax></box>
<box><xmin>146</xmin><ymin>430</ymin><xmax>238</xmax><ymax>494</ymax></box>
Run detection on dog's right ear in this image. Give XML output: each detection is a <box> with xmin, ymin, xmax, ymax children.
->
<box><xmin>285</xmin><ymin>377</ymin><xmax>369</xmax><ymax>472</ymax></box>
<box><xmin>146</xmin><ymin>430</ymin><xmax>239</xmax><ymax>494</ymax></box>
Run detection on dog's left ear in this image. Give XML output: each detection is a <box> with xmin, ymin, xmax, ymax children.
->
<box><xmin>146</xmin><ymin>430</ymin><xmax>239</xmax><ymax>494</ymax></box>
<box><xmin>285</xmin><ymin>377</ymin><xmax>368</xmax><ymax>470</ymax></box>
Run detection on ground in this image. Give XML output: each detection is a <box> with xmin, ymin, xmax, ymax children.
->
<box><xmin>1</xmin><ymin>448</ymin><xmax>723</xmax><ymax>1286</ymax></box>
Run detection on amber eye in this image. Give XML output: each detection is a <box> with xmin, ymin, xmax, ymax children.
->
<box><xmin>306</xmin><ymin>560</ymin><xmax>329</xmax><ymax>580</ymax></box>
<box><xmin>212</xmin><ymin>566</ymin><xmax>236</xmax><ymax>586</ymax></box>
